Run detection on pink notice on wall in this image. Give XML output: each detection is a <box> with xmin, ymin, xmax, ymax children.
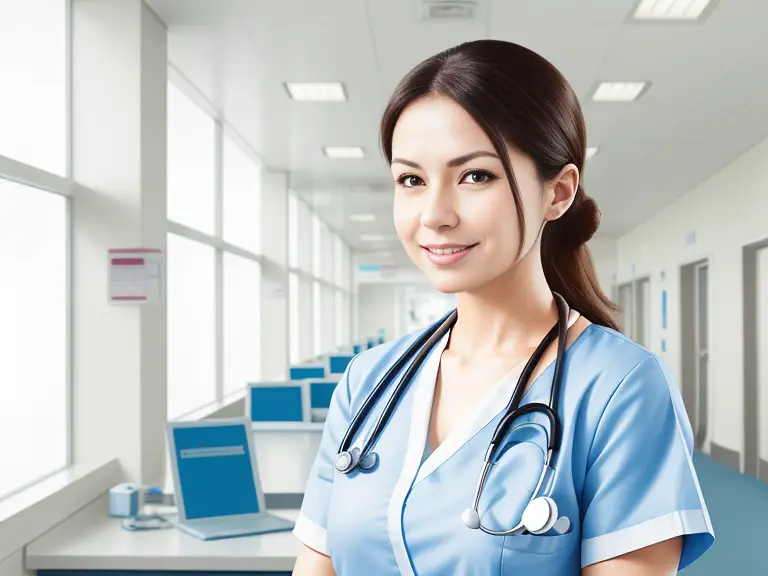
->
<box><xmin>108</xmin><ymin>248</ymin><xmax>164</xmax><ymax>305</ymax></box>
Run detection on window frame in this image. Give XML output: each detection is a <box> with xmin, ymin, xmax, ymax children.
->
<box><xmin>166</xmin><ymin>70</ymin><xmax>268</xmax><ymax>419</ymax></box>
<box><xmin>286</xmin><ymin>198</ymin><xmax>353</xmax><ymax>361</ymax></box>
<box><xmin>0</xmin><ymin>0</ymin><xmax>74</xmax><ymax>501</ymax></box>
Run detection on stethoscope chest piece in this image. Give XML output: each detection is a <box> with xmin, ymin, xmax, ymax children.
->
<box><xmin>521</xmin><ymin>496</ymin><xmax>558</xmax><ymax>535</ymax></box>
<box><xmin>334</xmin><ymin>447</ymin><xmax>379</xmax><ymax>474</ymax></box>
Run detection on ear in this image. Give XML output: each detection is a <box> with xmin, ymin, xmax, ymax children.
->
<box><xmin>543</xmin><ymin>164</ymin><xmax>579</xmax><ymax>222</ymax></box>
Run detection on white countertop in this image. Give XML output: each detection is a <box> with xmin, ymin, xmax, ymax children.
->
<box><xmin>25</xmin><ymin>495</ymin><xmax>301</xmax><ymax>572</ymax></box>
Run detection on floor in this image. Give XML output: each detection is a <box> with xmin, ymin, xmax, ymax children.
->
<box><xmin>685</xmin><ymin>452</ymin><xmax>767</xmax><ymax>574</ymax></box>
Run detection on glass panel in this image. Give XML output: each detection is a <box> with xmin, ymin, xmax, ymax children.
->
<box><xmin>223</xmin><ymin>253</ymin><xmax>261</xmax><ymax>395</ymax></box>
<box><xmin>167</xmin><ymin>83</ymin><xmax>216</xmax><ymax>235</ymax></box>
<box><xmin>167</xmin><ymin>234</ymin><xmax>216</xmax><ymax>419</ymax></box>
<box><xmin>223</xmin><ymin>135</ymin><xmax>261</xmax><ymax>253</ymax></box>
<box><xmin>0</xmin><ymin>0</ymin><xmax>66</xmax><ymax>175</ymax></box>
<box><xmin>0</xmin><ymin>179</ymin><xmax>67</xmax><ymax>498</ymax></box>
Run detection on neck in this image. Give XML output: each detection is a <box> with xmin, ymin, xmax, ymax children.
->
<box><xmin>449</xmin><ymin>246</ymin><xmax>558</xmax><ymax>359</ymax></box>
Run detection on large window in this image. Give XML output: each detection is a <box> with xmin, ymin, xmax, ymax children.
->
<box><xmin>289</xmin><ymin>273</ymin><xmax>300</xmax><ymax>364</ymax></box>
<box><xmin>223</xmin><ymin>253</ymin><xmax>261</xmax><ymax>395</ymax></box>
<box><xmin>0</xmin><ymin>180</ymin><xmax>67</xmax><ymax>499</ymax></box>
<box><xmin>167</xmin><ymin>82</ymin><xmax>264</xmax><ymax>417</ymax></box>
<box><xmin>313</xmin><ymin>281</ymin><xmax>322</xmax><ymax>357</ymax></box>
<box><xmin>312</xmin><ymin>214</ymin><xmax>322</xmax><ymax>278</ymax></box>
<box><xmin>167</xmin><ymin>234</ymin><xmax>216</xmax><ymax>419</ymax></box>
<box><xmin>167</xmin><ymin>83</ymin><xmax>216</xmax><ymax>235</ymax></box>
<box><xmin>223</xmin><ymin>133</ymin><xmax>261</xmax><ymax>254</ymax></box>
<box><xmin>288</xmin><ymin>192</ymin><xmax>299</xmax><ymax>269</ymax></box>
<box><xmin>0</xmin><ymin>0</ymin><xmax>67</xmax><ymax>176</ymax></box>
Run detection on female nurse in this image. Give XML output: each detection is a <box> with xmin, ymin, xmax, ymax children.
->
<box><xmin>292</xmin><ymin>39</ymin><xmax>715</xmax><ymax>575</ymax></box>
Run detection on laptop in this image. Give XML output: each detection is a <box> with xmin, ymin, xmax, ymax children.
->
<box><xmin>247</xmin><ymin>381</ymin><xmax>311</xmax><ymax>429</ymax></box>
<box><xmin>166</xmin><ymin>417</ymin><xmax>295</xmax><ymax>541</ymax></box>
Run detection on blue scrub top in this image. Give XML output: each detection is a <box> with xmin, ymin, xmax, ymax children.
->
<box><xmin>293</xmin><ymin>320</ymin><xmax>715</xmax><ymax>575</ymax></box>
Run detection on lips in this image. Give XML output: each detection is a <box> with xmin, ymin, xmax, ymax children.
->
<box><xmin>421</xmin><ymin>244</ymin><xmax>477</xmax><ymax>266</ymax></box>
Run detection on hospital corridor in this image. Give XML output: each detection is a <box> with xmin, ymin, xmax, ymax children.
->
<box><xmin>1</xmin><ymin>0</ymin><xmax>768</xmax><ymax>574</ymax></box>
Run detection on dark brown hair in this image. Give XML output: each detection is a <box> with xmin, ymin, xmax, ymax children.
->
<box><xmin>380</xmin><ymin>39</ymin><xmax>619</xmax><ymax>330</ymax></box>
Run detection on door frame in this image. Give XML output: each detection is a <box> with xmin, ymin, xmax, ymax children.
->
<box><xmin>680</xmin><ymin>257</ymin><xmax>710</xmax><ymax>452</ymax></box>
<box><xmin>743</xmin><ymin>237</ymin><xmax>768</xmax><ymax>479</ymax></box>
<box><xmin>633</xmin><ymin>275</ymin><xmax>651</xmax><ymax>347</ymax></box>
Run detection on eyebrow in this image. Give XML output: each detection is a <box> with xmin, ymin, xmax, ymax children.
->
<box><xmin>390</xmin><ymin>150</ymin><xmax>500</xmax><ymax>169</ymax></box>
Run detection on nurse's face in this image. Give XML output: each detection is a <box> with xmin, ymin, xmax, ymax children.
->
<box><xmin>390</xmin><ymin>95</ymin><xmax>548</xmax><ymax>294</ymax></box>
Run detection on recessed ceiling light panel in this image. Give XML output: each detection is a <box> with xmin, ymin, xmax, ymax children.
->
<box><xmin>592</xmin><ymin>82</ymin><xmax>649</xmax><ymax>102</ymax></box>
<box><xmin>285</xmin><ymin>82</ymin><xmax>346</xmax><ymax>102</ymax></box>
<box><xmin>633</xmin><ymin>0</ymin><xmax>713</xmax><ymax>20</ymax></box>
<box><xmin>324</xmin><ymin>146</ymin><xmax>365</xmax><ymax>159</ymax></box>
<box><xmin>586</xmin><ymin>147</ymin><xmax>599</xmax><ymax>159</ymax></box>
<box><xmin>350</xmin><ymin>213</ymin><xmax>376</xmax><ymax>222</ymax></box>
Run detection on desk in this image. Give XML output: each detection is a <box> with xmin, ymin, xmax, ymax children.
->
<box><xmin>25</xmin><ymin>495</ymin><xmax>300</xmax><ymax>575</ymax></box>
<box><xmin>252</xmin><ymin>427</ymin><xmax>322</xmax><ymax>496</ymax></box>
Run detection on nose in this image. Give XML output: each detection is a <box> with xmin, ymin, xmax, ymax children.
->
<box><xmin>420</xmin><ymin>183</ymin><xmax>459</xmax><ymax>231</ymax></box>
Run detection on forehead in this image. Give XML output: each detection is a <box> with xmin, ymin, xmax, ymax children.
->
<box><xmin>391</xmin><ymin>95</ymin><xmax>495</xmax><ymax>160</ymax></box>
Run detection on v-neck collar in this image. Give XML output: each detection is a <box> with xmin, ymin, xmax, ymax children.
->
<box><xmin>409</xmin><ymin>310</ymin><xmax>582</xmax><ymax>486</ymax></box>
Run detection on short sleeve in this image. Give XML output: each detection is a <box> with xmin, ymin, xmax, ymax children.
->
<box><xmin>580</xmin><ymin>355</ymin><xmax>715</xmax><ymax>570</ymax></box>
<box><xmin>292</xmin><ymin>355</ymin><xmax>358</xmax><ymax>555</ymax></box>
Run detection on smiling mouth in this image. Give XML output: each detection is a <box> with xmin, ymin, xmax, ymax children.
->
<box><xmin>422</xmin><ymin>244</ymin><xmax>477</xmax><ymax>254</ymax></box>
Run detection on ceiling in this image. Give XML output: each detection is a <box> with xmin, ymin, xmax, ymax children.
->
<box><xmin>146</xmin><ymin>0</ymin><xmax>768</xmax><ymax>267</ymax></box>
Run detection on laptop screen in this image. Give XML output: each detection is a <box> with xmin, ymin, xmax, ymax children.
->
<box><xmin>310</xmin><ymin>381</ymin><xmax>337</xmax><ymax>409</ymax></box>
<box><xmin>289</xmin><ymin>365</ymin><xmax>325</xmax><ymax>380</ymax></box>
<box><xmin>329</xmin><ymin>355</ymin><xmax>353</xmax><ymax>375</ymax></box>
<box><xmin>173</xmin><ymin>424</ymin><xmax>260</xmax><ymax>519</ymax></box>
<box><xmin>250</xmin><ymin>385</ymin><xmax>304</xmax><ymax>422</ymax></box>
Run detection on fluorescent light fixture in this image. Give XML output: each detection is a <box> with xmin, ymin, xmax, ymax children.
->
<box><xmin>586</xmin><ymin>147</ymin><xmax>599</xmax><ymax>159</ymax></box>
<box><xmin>284</xmin><ymin>82</ymin><xmax>346</xmax><ymax>102</ymax></box>
<box><xmin>350</xmin><ymin>213</ymin><xmax>376</xmax><ymax>222</ymax></box>
<box><xmin>360</xmin><ymin>234</ymin><xmax>384</xmax><ymax>242</ymax></box>
<box><xmin>592</xmin><ymin>82</ymin><xmax>648</xmax><ymax>102</ymax></box>
<box><xmin>633</xmin><ymin>0</ymin><xmax>713</xmax><ymax>20</ymax></box>
<box><xmin>324</xmin><ymin>146</ymin><xmax>365</xmax><ymax>159</ymax></box>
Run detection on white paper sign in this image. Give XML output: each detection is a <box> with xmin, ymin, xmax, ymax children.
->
<box><xmin>108</xmin><ymin>248</ymin><xmax>163</xmax><ymax>305</ymax></box>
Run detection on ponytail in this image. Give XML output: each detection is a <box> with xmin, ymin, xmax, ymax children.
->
<box><xmin>541</xmin><ymin>186</ymin><xmax>619</xmax><ymax>331</ymax></box>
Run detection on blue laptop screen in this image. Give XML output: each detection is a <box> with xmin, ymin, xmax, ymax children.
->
<box><xmin>250</xmin><ymin>386</ymin><xmax>304</xmax><ymax>422</ymax></box>
<box><xmin>173</xmin><ymin>424</ymin><xmax>260</xmax><ymax>519</ymax></box>
<box><xmin>310</xmin><ymin>381</ymin><xmax>337</xmax><ymax>409</ymax></box>
<box><xmin>329</xmin><ymin>355</ymin><xmax>353</xmax><ymax>375</ymax></box>
<box><xmin>290</xmin><ymin>366</ymin><xmax>325</xmax><ymax>380</ymax></box>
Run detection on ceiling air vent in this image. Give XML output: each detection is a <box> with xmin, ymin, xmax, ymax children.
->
<box><xmin>420</xmin><ymin>0</ymin><xmax>478</xmax><ymax>21</ymax></box>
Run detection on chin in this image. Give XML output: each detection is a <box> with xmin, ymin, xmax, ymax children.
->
<box><xmin>422</xmin><ymin>269</ymin><xmax>485</xmax><ymax>294</ymax></box>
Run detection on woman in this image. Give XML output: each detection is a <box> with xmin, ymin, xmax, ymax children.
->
<box><xmin>292</xmin><ymin>39</ymin><xmax>714</xmax><ymax>575</ymax></box>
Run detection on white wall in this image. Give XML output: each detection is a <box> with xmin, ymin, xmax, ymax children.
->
<box><xmin>615</xmin><ymin>134</ymin><xmax>768</xmax><ymax>458</ymax></box>
<box><xmin>71</xmin><ymin>0</ymin><xmax>167</xmax><ymax>487</ymax></box>
<box><xmin>357</xmin><ymin>283</ymin><xmax>399</xmax><ymax>342</ymax></box>
<box><xmin>260</xmin><ymin>170</ymin><xmax>289</xmax><ymax>379</ymax></box>
<box><xmin>587</xmin><ymin>237</ymin><xmax>618</xmax><ymax>297</ymax></box>
<box><xmin>0</xmin><ymin>549</ymin><xmax>32</xmax><ymax>576</ymax></box>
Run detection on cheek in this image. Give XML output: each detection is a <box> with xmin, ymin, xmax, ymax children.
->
<box><xmin>469</xmin><ymin>194</ymin><xmax>520</xmax><ymax>251</ymax></box>
<box><xmin>393</xmin><ymin>196</ymin><xmax>419</xmax><ymax>242</ymax></box>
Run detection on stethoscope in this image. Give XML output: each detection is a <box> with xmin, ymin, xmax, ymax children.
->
<box><xmin>333</xmin><ymin>292</ymin><xmax>573</xmax><ymax>537</ymax></box>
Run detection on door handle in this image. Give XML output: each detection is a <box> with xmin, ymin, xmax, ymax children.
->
<box><xmin>698</xmin><ymin>350</ymin><xmax>708</xmax><ymax>358</ymax></box>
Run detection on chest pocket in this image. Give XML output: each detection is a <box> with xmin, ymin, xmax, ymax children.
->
<box><xmin>475</xmin><ymin>422</ymin><xmax>550</xmax><ymax>533</ymax></box>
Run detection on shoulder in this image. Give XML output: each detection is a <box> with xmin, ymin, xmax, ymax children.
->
<box><xmin>575</xmin><ymin>324</ymin><xmax>692</xmax><ymax>446</ymax></box>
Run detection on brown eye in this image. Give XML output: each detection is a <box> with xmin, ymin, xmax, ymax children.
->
<box><xmin>397</xmin><ymin>174</ymin><xmax>425</xmax><ymax>188</ymax></box>
<box><xmin>460</xmin><ymin>169</ymin><xmax>497</xmax><ymax>185</ymax></box>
